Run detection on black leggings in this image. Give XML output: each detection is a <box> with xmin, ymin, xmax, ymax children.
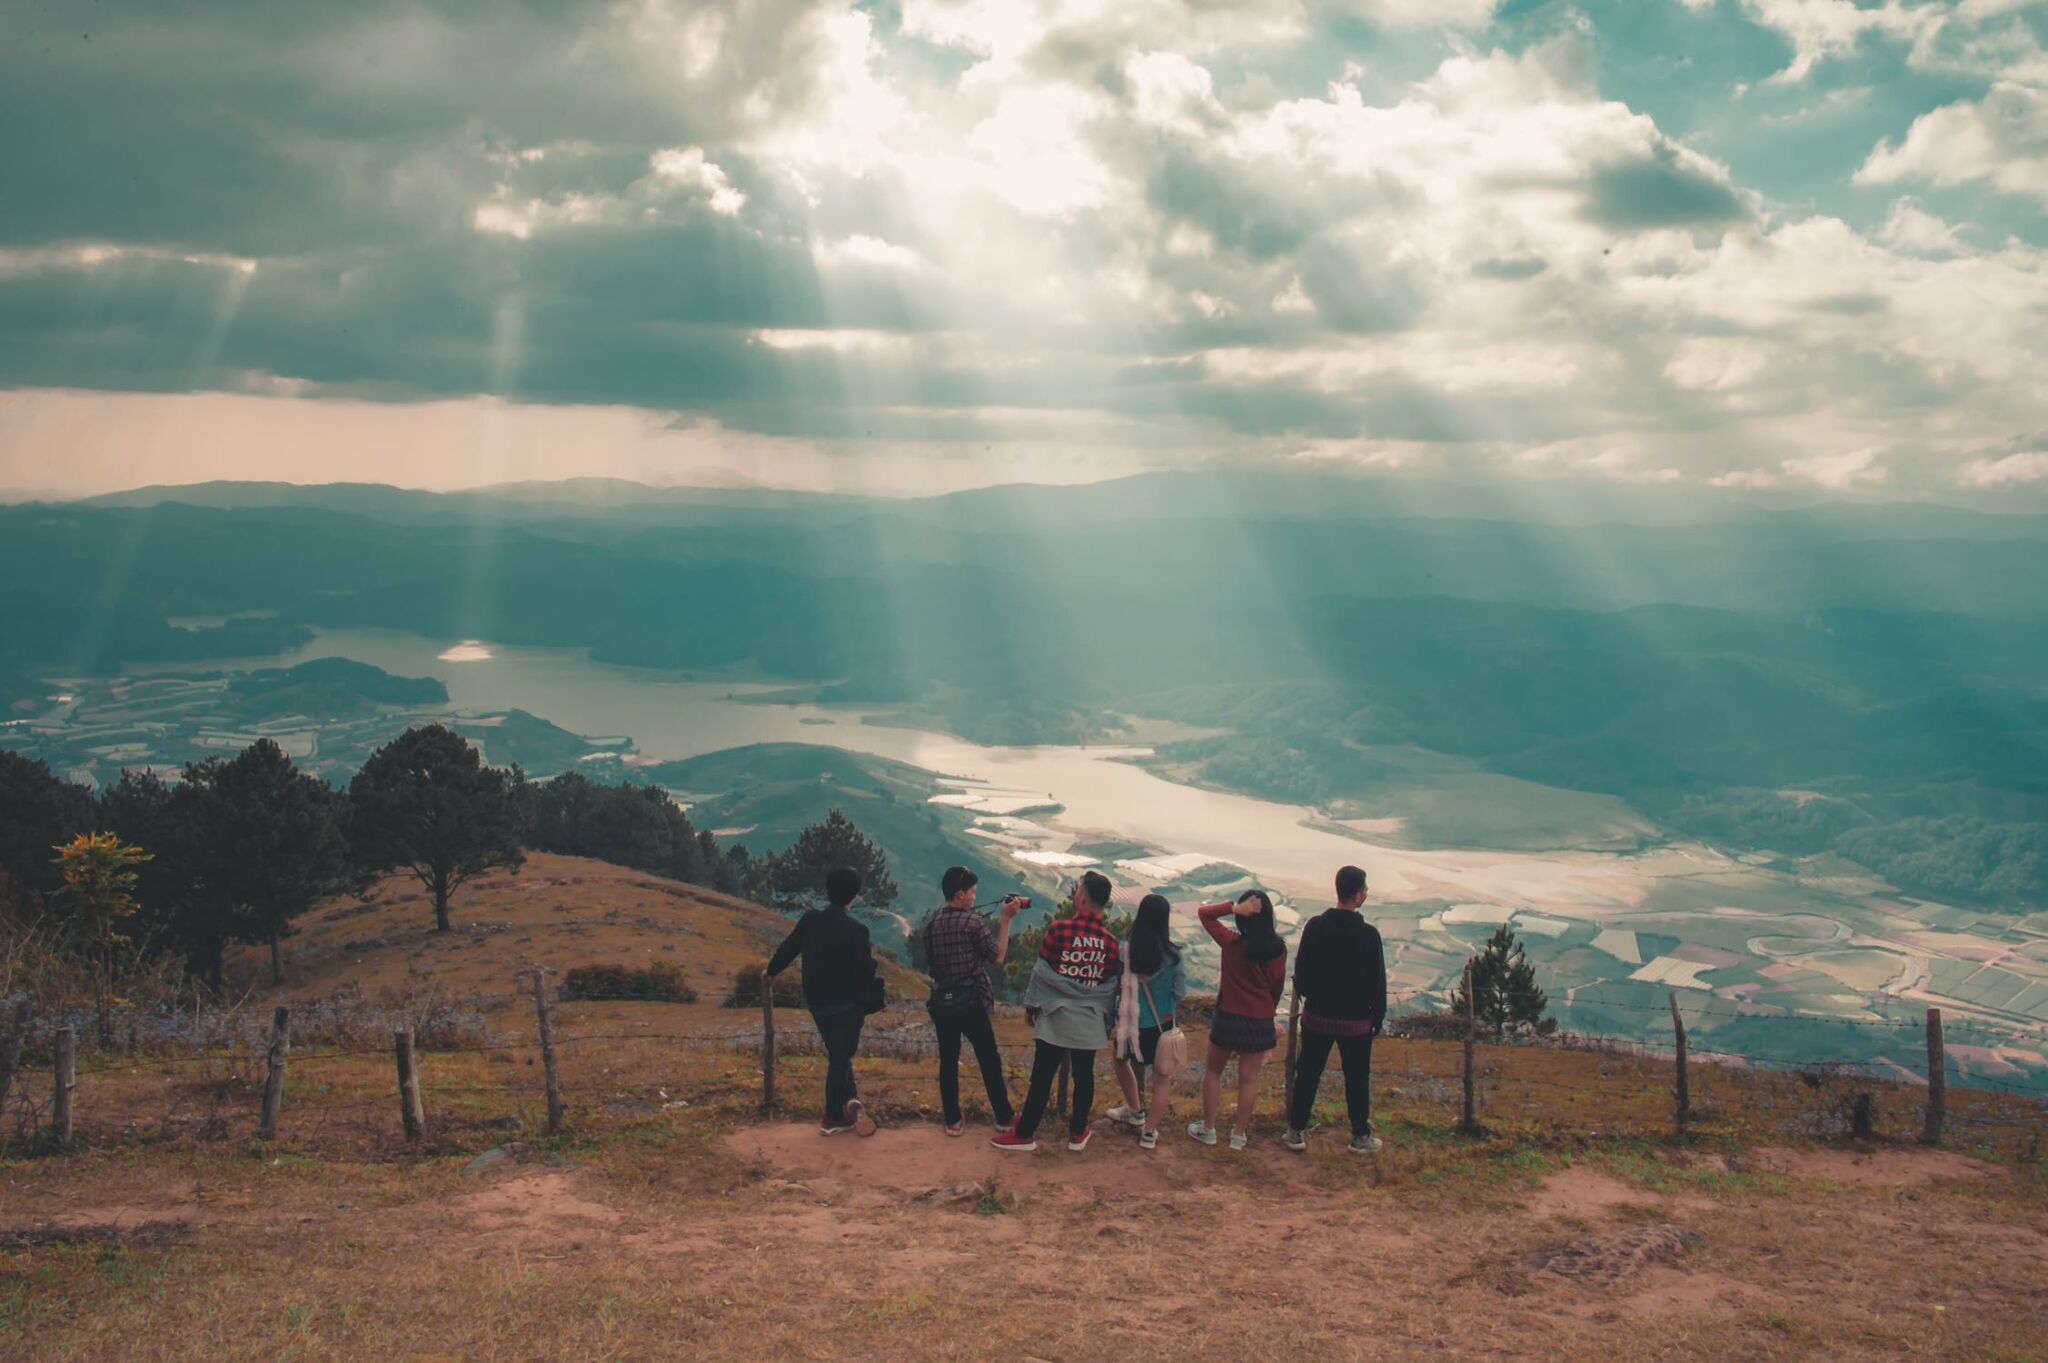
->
<box><xmin>1015</xmin><ymin>1040</ymin><xmax>1094</xmax><ymax>1141</ymax></box>
<box><xmin>932</xmin><ymin>1002</ymin><xmax>1015</xmax><ymax>1127</ymax></box>
<box><xmin>1288</xmin><ymin>1030</ymin><xmax>1373</xmax><ymax>1137</ymax></box>
<box><xmin>812</xmin><ymin>1009</ymin><xmax>865</xmax><ymax>1126</ymax></box>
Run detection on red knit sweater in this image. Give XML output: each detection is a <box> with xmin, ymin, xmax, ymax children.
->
<box><xmin>1200</xmin><ymin>902</ymin><xmax>1286</xmax><ymax>1017</ymax></box>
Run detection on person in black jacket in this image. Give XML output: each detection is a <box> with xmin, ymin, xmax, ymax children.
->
<box><xmin>1283</xmin><ymin>864</ymin><xmax>1387</xmax><ymax>1153</ymax></box>
<box><xmin>765</xmin><ymin>866</ymin><xmax>880</xmax><ymax>1136</ymax></box>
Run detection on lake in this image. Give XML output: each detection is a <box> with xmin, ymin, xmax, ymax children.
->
<box><xmin>194</xmin><ymin>628</ymin><xmax>1714</xmax><ymax>913</ymax></box>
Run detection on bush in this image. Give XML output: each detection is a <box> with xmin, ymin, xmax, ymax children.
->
<box><xmin>724</xmin><ymin>961</ymin><xmax>804</xmax><ymax>1009</ymax></box>
<box><xmin>560</xmin><ymin>961</ymin><xmax>698</xmax><ymax>1003</ymax></box>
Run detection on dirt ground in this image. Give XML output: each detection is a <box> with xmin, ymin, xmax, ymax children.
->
<box><xmin>3</xmin><ymin>1111</ymin><xmax>2044</xmax><ymax>1362</ymax></box>
<box><xmin>3</xmin><ymin>856</ymin><xmax>2044</xmax><ymax>1360</ymax></box>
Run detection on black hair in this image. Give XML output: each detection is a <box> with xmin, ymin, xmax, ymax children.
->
<box><xmin>826</xmin><ymin>866</ymin><xmax>863</xmax><ymax>909</ymax></box>
<box><xmin>1336</xmin><ymin>865</ymin><xmax>1367</xmax><ymax>903</ymax></box>
<box><xmin>1235</xmin><ymin>889</ymin><xmax>1285</xmax><ymax>964</ymax></box>
<box><xmin>1128</xmin><ymin>894</ymin><xmax>1178</xmax><ymax>976</ymax></box>
<box><xmin>1077</xmin><ymin>870</ymin><xmax>1112</xmax><ymax>912</ymax></box>
<box><xmin>941</xmin><ymin>865</ymin><xmax>979</xmax><ymax>901</ymax></box>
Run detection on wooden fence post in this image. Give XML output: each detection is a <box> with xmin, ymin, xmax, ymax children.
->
<box><xmin>1921</xmin><ymin>1007</ymin><xmax>1945</xmax><ymax>1146</ymax></box>
<box><xmin>530</xmin><ymin>970</ymin><xmax>564</xmax><ymax>1137</ymax></box>
<box><xmin>1459</xmin><ymin>962</ymin><xmax>1480</xmax><ymax>1136</ymax></box>
<box><xmin>53</xmin><ymin>1025</ymin><xmax>76</xmax><ymax>1146</ymax></box>
<box><xmin>0</xmin><ymin>1000</ymin><xmax>30</xmax><ymax>1124</ymax></box>
<box><xmin>1669</xmin><ymin>993</ymin><xmax>1690</xmax><ymax>1138</ymax></box>
<box><xmin>258</xmin><ymin>1006</ymin><xmax>290</xmax><ymax>1141</ymax></box>
<box><xmin>394</xmin><ymin>1028</ymin><xmax>424</xmax><ymax>1141</ymax></box>
<box><xmin>760</xmin><ymin>975</ymin><xmax>776</xmax><ymax>1114</ymax></box>
<box><xmin>1283</xmin><ymin>989</ymin><xmax>1302</xmax><ymax>1117</ymax></box>
<box><xmin>1851</xmin><ymin>1090</ymin><xmax>1875</xmax><ymax>1141</ymax></box>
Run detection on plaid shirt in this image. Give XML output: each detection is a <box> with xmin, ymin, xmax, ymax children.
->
<box><xmin>925</xmin><ymin>906</ymin><xmax>1000</xmax><ymax>1012</ymax></box>
<box><xmin>1039</xmin><ymin>906</ymin><xmax>1122</xmax><ymax>984</ymax></box>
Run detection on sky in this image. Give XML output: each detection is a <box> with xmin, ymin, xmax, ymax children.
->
<box><xmin>3</xmin><ymin>0</ymin><xmax>2048</xmax><ymax>501</ymax></box>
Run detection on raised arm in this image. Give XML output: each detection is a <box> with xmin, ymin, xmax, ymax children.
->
<box><xmin>990</xmin><ymin>895</ymin><xmax>1025</xmax><ymax>964</ymax></box>
<box><xmin>1197</xmin><ymin>900</ymin><xmax>1238</xmax><ymax>947</ymax></box>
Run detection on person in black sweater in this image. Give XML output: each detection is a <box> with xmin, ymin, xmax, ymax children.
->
<box><xmin>765</xmin><ymin>866</ymin><xmax>880</xmax><ymax>1136</ymax></box>
<box><xmin>1284</xmin><ymin>864</ymin><xmax>1387</xmax><ymax>1153</ymax></box>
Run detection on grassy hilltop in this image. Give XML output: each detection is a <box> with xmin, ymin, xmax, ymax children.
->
<box><xmin>1</xmin><ymin>854</ymin><xmax>2044</xmax><ymax>1360</ymax></box>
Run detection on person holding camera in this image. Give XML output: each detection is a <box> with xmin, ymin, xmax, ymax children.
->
<box><xmin>923</xmin><ymin>865</ymin><xmax>1026</xmax><ymax>1136</ymax></box>
<box><xmin>993</xmin><ymin>870</ymin><xmax>1122</xmax><ymax>1153</ymax></box>
<box><xmin>765</xmin><ymin>866</ymin><xmax>881</xmax><ymax>1137</ymax></box>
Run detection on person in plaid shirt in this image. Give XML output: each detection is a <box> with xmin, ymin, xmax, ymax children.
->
<box><xmin>923</xmin><ymin>866</ymin><xmax>1026</xmax><ymax>1136</ymax></box>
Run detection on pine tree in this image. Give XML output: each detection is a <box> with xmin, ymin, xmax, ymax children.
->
<box><xmin>1452</xmin><ymin>924</ymin><xmax>1554</xmax><ymax>1035</ymax></box>
<box><xmin>348</xmin><ymin>725</ymin><xmax>523</xmax><ymax>931</ymax></box>
<box><xmin>762</xmin><ymin>809</ymin><xmax>897</xmax><ymax>916</ymax></box>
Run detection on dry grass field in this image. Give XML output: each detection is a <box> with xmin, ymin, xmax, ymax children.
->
<box><xmin>2</xmin><ymin>855</ymin><xmax>2044</xmax><ymax>1361</ymax></box>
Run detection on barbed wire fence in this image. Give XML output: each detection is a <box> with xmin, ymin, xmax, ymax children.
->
<box><xmin>1</xmin><ymin>969</ymin><xmax>2043</xmax><ymax>1162</ymax></box>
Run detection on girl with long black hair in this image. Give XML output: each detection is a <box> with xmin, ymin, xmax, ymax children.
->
<box><xmin>1188</xmin><ymin>889</ymin><xmax>1286</xmax><ymax>1150</ymax></box>
<box><xmin>1106</xmin><ymin>894</ymin><xmax>1187</xmax><ymax>1149</ymax></box>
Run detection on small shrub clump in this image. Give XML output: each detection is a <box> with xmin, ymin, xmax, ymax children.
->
<box><xmin>560</xmin><ymin>961</ymin><xmax>698</xmax><ymax>1003</ymax></box>
<box><xmin>723</xmin><ymin>961</ymin><xmax>804</xmax><ymax>1009</ymax></box>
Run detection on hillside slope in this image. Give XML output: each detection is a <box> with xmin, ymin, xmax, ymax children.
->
<box><xmin>244</xmin><ymin>852</ymin><xmax>925</xmax><ymax>1009</ymax></box>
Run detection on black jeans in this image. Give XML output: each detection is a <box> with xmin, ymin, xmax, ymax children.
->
<box><xmin>1288</xmin><ymin>1030</ymin><xmax>1374</xmax><ymax>1137</ymax></box>
<box><xmin>1015</xmin><ymin>1040</ymin><xmax>1094</xmax><ymax>1141</ymax></box>
<box><xmin>932</xmin><ymin>1002</ymin><xmax>1015</xmax><ymax>1127</ymax></box>
<box><xmin>812</xmin><ymin>1008</ymin><xmax>865</xmax><ymax>1126</ymax></box>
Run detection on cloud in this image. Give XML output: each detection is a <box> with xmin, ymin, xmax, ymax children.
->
<box><xmin>1785</xmin><ymin>446</ymin><xmax>1888</xmax><ymax>487</ymax></box>
<box><xmin>1858</xmin><ymin>82</ymin><xmax>2048</xmax><ymax>205</ymax></box>
<box><xmin>2</xmin><ymin>0</ymin><xmax>2048</xmax><ymax>502</ymax></box>
<box><xmin>1958</xmin><ymin>450</ymin><xmax>2048</xmax><ymax>486</ymax></box>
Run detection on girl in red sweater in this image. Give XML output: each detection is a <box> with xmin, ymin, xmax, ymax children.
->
<box><xmin>1188</xmin><ymin>890</ymin><xmax>1287</xmax><ymax>1150</ymax></box>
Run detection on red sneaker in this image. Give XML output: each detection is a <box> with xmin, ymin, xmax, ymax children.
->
<box><xmin>990</xmin><ymin>1128</ymin><xmax>1037</xmax><ymax>1153</ymax></box>
<box><xmin>1066</xmin><ymin>1126</ymin><xmax>1093</xmax><ymax>1152</ymax></box>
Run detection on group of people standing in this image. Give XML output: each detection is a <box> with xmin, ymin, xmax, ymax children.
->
<box><xmin>764</xmin><ymin>863</ymin><xmax>1388</xmax><ymax>1154</ymax></box>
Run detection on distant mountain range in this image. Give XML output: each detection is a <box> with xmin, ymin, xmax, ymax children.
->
<box><xmin>6</xmin><ymin>467</ymin><xmax>2045</xmax><ymax>910</ymax></box>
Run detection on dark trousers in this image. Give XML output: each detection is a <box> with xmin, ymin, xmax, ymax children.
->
<box><xmin>1015</xmin><ymin>1040</ymin><xmax>1094</xmax><ymax>1141</ymax></box>
<box><xmin>1288</xmin><ymin>1030</ymin><xmax>1374</xmax><ymax>1137</ymax></box>
<box><xmin>932</xmin><ymin>1003</ymin><xmax>1015</xmax><ymax>1127</ymax></box>
<box><xmin>812</xmin><ymin>1008</ymin><xmax>865</xmax><ymax>1126</ymax></box>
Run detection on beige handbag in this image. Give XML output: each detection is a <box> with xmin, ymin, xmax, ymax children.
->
<box><xmin>1142</xmin><ymin>979</ymin><xmax>1190</xmax><ymax>1079</ymax></box>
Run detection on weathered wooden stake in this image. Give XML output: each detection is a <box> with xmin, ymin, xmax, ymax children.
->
<box><xmin>258</xmin><ymin>1005</ymin><xmax>290</xmax><ymax>1141</ymax></box>
<box><xmin>760</xmin><ymin>974</ymin><xmax>776</xmax><ymax>1113</ymax></box>
<box><xmin>1922</xmin><ymin>1007</ymin><xmax>1945</xmax><ymax>1147</ymax></box>
<box><xmin>0</xmin><ymin>1000</ymin><xmax>30</xmax><ymax>1124</ymax></box>
<box><xmin>530</xmin><ymin>970</ymin><xmax>564</xmax><ymax>1137</ymax></box>
<box><xmin>1283</xmin><ymin>989</ymin><xmax>1303</xmax><ymax>1116</ymax></box>
<box><xmin>394</xmin><ymin>1028</ymin><xmax>424</xmax><ymax>1140</ymax></box>
<box><xmin>1852</xmin><ymin>1090</ymin><xmax>1875</xmax><ymax>1140</ymax></box>
<box><xmin>53</xmin><ymin>1025</ymin><xmax>76</xmax><ymax>1146</ymax></box>
<box><xmin>1669</xmin><ymin>992</ymin><xmax>1690</xmax><ymax>1138</ymax></box>
<box><xmin>1459</xmin><ymin>961</ymin><xmax>1480</xmax><ymax>1136</ymax></box>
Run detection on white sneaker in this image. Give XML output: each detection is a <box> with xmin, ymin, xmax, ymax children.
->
<box><xmin>1282</xmin><ymin>1128</ymin><xmax>1306</xmax><ymax>1152</ymax></box>
<box><xmin>1104</xmin><ymin>1104</ymin><xmax>1146</xmax><ymax>1127</ymax></box>
<box><xmin>1138</xmin><ymin>1128</ymin><xmax>1159</xmax><ymax>1150</ymax></box>
<box><xmin>1228</xmin><ymin>1129</ymin><xmax>1249</xmax><ymax>1151</ymax></box>
<box><xmin>1348</xmin><ymin>1133</ymin><xmax>1384</xmax><ymax>1154</ymax></box>
<box><xmin>1186</xmin><ymin>1120</ymin><xmax>1218</xmax><ymax>1146</ymax></box>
